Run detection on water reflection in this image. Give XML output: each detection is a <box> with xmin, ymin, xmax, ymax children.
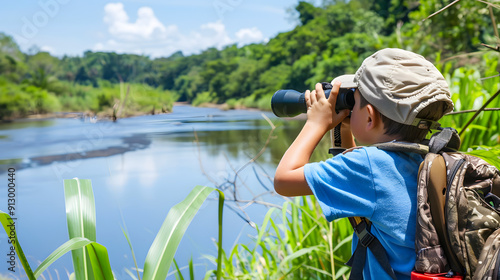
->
<box><xmin>0</xmin><ymin>119</ymin><xmax>56</xmax><ymax>131</ymax></box>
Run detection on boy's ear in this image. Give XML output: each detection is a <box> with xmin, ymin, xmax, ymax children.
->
<box><xmin>365</xmin><ymin>104</ymin><xmax>382</xmax><ymax>130</ymax></box>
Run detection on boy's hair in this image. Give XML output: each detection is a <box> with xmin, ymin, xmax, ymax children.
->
<box><xmin>358</xmin><ymin>92</ymin><xmax>448</xmax><ymax>142</ymax></box>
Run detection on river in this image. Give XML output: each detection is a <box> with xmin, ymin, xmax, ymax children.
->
<box><xmin>0</xmin><ymin>105</ymin><xmax>316</xmax><ymax>279</ymax></box>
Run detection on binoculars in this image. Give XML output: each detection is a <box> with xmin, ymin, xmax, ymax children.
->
<box><xmin>271</xmin><ymin>82</ymin><xmax>355</xmax><ymax>118</ymax></box>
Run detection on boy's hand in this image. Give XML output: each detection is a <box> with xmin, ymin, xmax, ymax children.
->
<box><xmin>305</xmin><ymin>82</ymin><xmax>350</xmax><ymax>133</ymax></box>
<box><xmin>274</xmin><ymin>82</ymin><xmax>352</xmax><ymax>197</ymax></box>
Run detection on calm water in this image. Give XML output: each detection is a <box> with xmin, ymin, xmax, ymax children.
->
<box><xmin>0</xmin><ymin>105</ymin><xmax>307</xmax><ymax>279</ymax></box>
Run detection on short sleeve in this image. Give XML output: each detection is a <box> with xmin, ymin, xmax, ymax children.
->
<box><xmin>304</xmin><ymin>148</ymin><xmax>377</xmax><ymax>222</ymax></box>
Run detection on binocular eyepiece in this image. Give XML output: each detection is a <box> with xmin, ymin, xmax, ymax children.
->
<box><xmin>271</xmin><ymin>82</ymin><xmax>355</xmax><ymax>118</ymax></box>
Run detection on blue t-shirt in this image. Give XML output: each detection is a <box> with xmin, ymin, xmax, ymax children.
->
<box><xmin>304</xmin><ymin>146</ymin><xmax>423</xmax><ymax>280</ymax></box>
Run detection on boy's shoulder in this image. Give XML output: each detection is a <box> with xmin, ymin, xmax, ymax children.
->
<box><xmin>338</xmin><ymin>145</ymin><xmax>423</xmax><ymax>168</ymax></box>
<box><xmin>342</xmin><ymin>145</ymin><xmax>409</xmax><ymax>157</ymax></box>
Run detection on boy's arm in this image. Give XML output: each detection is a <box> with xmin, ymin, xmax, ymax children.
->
<box><xmin>274</xmin><ymin>82</ymin><xmax>350</xmax><ymax>197</ymax></box>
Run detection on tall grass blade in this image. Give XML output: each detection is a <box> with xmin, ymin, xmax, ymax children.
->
<box><xmin>172</xmin><ymin>259</ymin><xmax>184</xmax><ymax>280</ymax></box>
<box><xmin>63</xmin><ymin>178</ymin><xmax>97</xmax><ymax>280</ymax></box>
<box><xmin>142</xmin><ymin>185</ymin><xmax>224</xmax><ymax>280</ymax></box>
<box><xmin>0</xmin><ymin>211</ymin><xmax>35</xmax><ymax>280</ymax></box>
<box><xmin>124</xmin><ymin>268</ymin><xmax>139</xmax><ymax>280</ymax></box>
<box><xmin>34</xmin><ymin>237</ymin><xmax>92</xmax><ymax>279</ymax></box>
<box><xmin>189</xmin><ymin>258</ymin><xmax>194</xmax><ymax>280</ymax></box>
<box><xmin>277</xmin><ymin>246</ymin><xmax>320</xmax><ymax>274</ymax></box>
<box><xmin>86</xmin><ymin>242</ymin><xmax>114</xmax><ymax>280</ymax></box>
<box><xmin>121</xmin><ymin>226</ymin><xmax>142</xmax><ymax>280</ymax></box>
<box><xmin>252</xmin><ymin>207</ymin><xmax>277</xmax><ymax>255</ymax></box>
<box><xmin>215</xmin><ymin>189</ymin><xmax>224</xmax><ymax>280</ymax></box>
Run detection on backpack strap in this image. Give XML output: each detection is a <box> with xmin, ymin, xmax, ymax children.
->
<box><xmin>373</xmin><ymin>141</ymin><xmax>429</xmax><ymax>155</ymax></box>
<box><xmin>346</xmin><ymin>217</ymin><xmax>398</xmax><ymax>280</ymax></box>
<box><xmin>373</xmin><ymin>127</ymin><xmax>460</xmax><ymax>155</ymax></box>
<box><xmin>423</xmin><ymin>154</ymin><xmax>463</xmax><ymax>274</ymax></box>
<box><xmin>428</xmin><ymin>127</ymin><xmax>461</xmax><ymax>153</ymax></box>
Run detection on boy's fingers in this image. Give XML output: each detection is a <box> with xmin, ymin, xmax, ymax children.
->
<box><xmin>328</xmin><ymin>81</ymin><xmax>341</xmax><ymax>106</ymax></box>
<box><xmin>315</xmin><ymin>83</ymin><xmax>325</xmax><ymax>99</ymax></box>
<box><xmin>310</xmin><ymin>89</ymin><xmax>317</xmax><ymax>104</ymax></box>
<box><xmin>334</xmin><ymin>109</ymin><xmax>350</xmax><ymax>126</ymax></box>
<box><xmin>337</xmin><ymin>109</ymin><xmax>350</xmax><ymax>120</ymax></box>
<box><xmin>305</xmin><ymin>90</ymin><xmax>311</xmax><ymax>108</ymax></box>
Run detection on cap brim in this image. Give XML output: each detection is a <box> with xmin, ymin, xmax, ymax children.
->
<box><xmin>331</xmin><ymin>74</ymin><xmax>357</xmax><ymax>88</ymax></box>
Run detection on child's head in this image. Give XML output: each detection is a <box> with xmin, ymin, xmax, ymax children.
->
<box><xmin>334</xmin><ymin>48</ymin><xmax>454</xmax><ymax>143</ymax></box>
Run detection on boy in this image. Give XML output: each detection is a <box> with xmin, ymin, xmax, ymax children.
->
<box><xmin>274</xmin><ymin>48</ymin><xmax>454</xmax><ymax>279</ymax></box>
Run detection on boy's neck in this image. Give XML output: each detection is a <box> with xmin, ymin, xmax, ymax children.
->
<box><xmin>374</xmin><ymin>133</ymin><xmax>400</xmax><ymax>144</ymax></box>
<box><xmin>361</xmin><ymin>125</ymin><xmax>399</xmax><ymax>146</ymax></box>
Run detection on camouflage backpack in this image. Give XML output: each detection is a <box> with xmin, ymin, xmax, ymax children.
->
<box><xmin>413</xmin><ymin>128</ymin><xmax>500</xmax><ymax>279</ymax></box>
<box><xmin>347</xmin><ymin>128</ymin><xmax>500</xmax><ymax>280</ymax></box>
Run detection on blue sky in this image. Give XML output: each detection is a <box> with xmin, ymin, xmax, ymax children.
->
<box><xmin>0</xmin><ymin>0</ymin><xmax>312</xmax><ymax>58</ymax></box>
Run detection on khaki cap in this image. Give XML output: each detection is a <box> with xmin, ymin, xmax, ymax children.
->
<box><xmin>332</xmin><ymin>48</ymin><xmax>454</xmax><ymax>126</ymax></box>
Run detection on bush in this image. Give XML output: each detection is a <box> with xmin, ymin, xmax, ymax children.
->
<box><xmin>192</xmin><ymin>91</ymin><xmax>218</xmax><ymax>106</ymax></box>
<box><xmin>0</xmin><ymin>82</ymin><xmax>61</xmax><ymax>119</ymax></box>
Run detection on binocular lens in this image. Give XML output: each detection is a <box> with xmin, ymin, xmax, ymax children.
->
<box><xmin>271</xmin><ymin>88</ymin><xmax>355</xmax><ymax>118</ymax></box>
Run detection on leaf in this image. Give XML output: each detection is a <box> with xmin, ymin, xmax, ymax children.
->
<box><xmin>142</xmin><ymin>185</ymin><xmax>224</xmax><ymax>280</ymax></box>
<box><xmin>172</xmin><ymin>259</ymin><xmax>184</xmax><ymax>280</ymax></box>
<box><xmin>277</xmin><ymin>246</ymin><xmax>320</xmax><ymax>274</ymax></box>
<box><xmin>124</xmin><ymin>268</ymin><xmax>139</xmax><ymax>280</ymax></box>
<box><xmin>33</xmin><ymin>237</ymin><xmax>113</xmax><ymax>280</ymax></box>
<box><xmin>86</xmin><ymin>242</ymin><xmax>114</xmax><ymax>280</ymax></box>
<box><xmin>252</xmin><ymin>207</ymin><xmax>277</xmax><ymax>254</ymax></box>
<box><xmin>466</xmin><ymin>146</ymin><xmax>500</xmax><ymax>170</ymax></box>
<box><xmin>0</xmin><ymin>211</ymin><xmax>36</xmax><ymax>280</ymax></box>
<box><xmin>64</xmin><ymin>178</ymin><xmax>97</xmax><ymax>280</ymax></box>
<box><xmin>189</xmin><ymin>258</ymin><xmax>194</xmax><ymax>280</ymax></box>
<box><xmin>34</xmin><ymin>237</ymin><xmax>92</xmax><ymax>279</ymax></box>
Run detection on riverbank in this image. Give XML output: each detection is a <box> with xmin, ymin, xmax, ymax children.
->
<box><xmin>1</xmin><ymin>100</ymin><xmax>271</xmax><ymax>123</ymax></box>
<box><xmin>1</xmin><ymin>104</ymin><xmax>174</xmax><ymax>123</ymax></box>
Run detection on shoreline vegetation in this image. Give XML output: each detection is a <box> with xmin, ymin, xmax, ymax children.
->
<box><xmin>0</xmin><ymin>101</ymin><xmax>253</xmax><ymax>123</ymax></box>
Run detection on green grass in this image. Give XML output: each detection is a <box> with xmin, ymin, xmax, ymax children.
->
<box><xmin>211</xmin><ymin>196</ymin><xmax>353</xmax><ymax>279</ymax></box>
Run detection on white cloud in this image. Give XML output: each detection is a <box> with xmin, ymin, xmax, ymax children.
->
<box><xmin>103</xmin><ymin>3</ymin><xmax>173</xmax><ymax>41</ymax></box>
<box><xmin>40</xmin><ymin>45</ymin><xmax>56</xmax><ymax>54</ymax></box>
<box><xmin>235</xmin><ymin>27</ymin><xmax>266</xmax><ymax>47</ymax></box>
<box><xmin>94</xmin><ymin>2</ymin><xmax>267</xmax><ymax>58</ymax></box>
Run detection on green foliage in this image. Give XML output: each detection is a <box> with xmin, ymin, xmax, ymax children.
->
<box><xmin>0</xmin><ymin>77</ymin><xmax>177</xmax><ymax>120</ymax></box>
<box><xmin>192</xmin><ymin>91</ymin><xmax>218</xmax><ymax>106</ymax></box>
<box><xmin>0</xmin><ymin>81</ymin><xmax>61</xmax><ymax>119</ymax></box>
<box><xmin>212</xmin><ymin>196</ymin><xmax>353</xmax><ymax>279</ymax></box>
<box><xmin>467</xmin><ymin>146</ymin><xmax>500</xmax><ymax>170</ymax></box>
<box><xmin>439</xmin><ymin>53</ymin><xmax>500</xmax><ymax>150</ymax></box>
